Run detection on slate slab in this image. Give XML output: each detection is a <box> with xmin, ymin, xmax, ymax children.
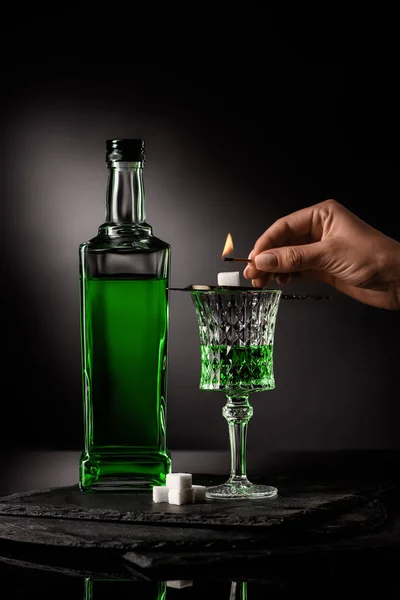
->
<box><xmin>0</xmin><ymin>500</ymin><xmax>390</xmax><ymax>581</ymax></box>
<box><xmin>0</xmin><ymin>481</ymin><xmax>371</xmax><ymax>531</ymax></box>
<box><xmin>0</xmin><ymin>478</ymin><xmax>394</xmax><ymax>581</ymax></box>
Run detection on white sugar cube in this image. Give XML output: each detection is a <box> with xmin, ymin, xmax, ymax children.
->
<box><xmin>217</xmin><ymin>271</ymin><xmax>240</xmax><ymax>287</ymax></box>
<box><xmin>166</xmin><ymin>580</ymin><xmax>193</xmax><ymax>589</ymax></box>
<box><xmin>152</xmin><ymin>485</ymin><xmax>169</xmax><ymax>503</ymax></box>
<box><xmin>192</xmin><ymin>484</ymin><xmax>207</xmax><ymax>503</ymax></box>
<box><xmin>166</xmin><ymin>472</ymin><xmax>192</xmax><ymax>490</ymax></box>
<box><xmin>168</xmin><ymin>487</ymin><xmax>194</xmax><ymax>505</ymax></box>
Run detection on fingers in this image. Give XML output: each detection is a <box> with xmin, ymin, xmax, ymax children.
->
<box><xmin>244</xmin><ymin>204</ymin><xmax>324</xmax><ymax>281</ymax></box>
<box><xmin>254</xmin><ymin>204</ymin><xmax>323</xmax><ymax>253</ymax></box>
<box><xmin>254</xmin><ymin>273</ymin><xmax>293</xmax><ymax>287</ymax></box>
<box><xmin>251</xmin><ymin>273</ymin><xmax>275</xmax><ymax>288</ymax></box>
<box><xmin>248</xmin><ymin>242</ymin><xmax>328</xmax><ymax>281</ymax></box>
<box><xmin>251</xmin><ymin>270</ymin><xmax>328</xmax><ymax>289</ymax></box>
<box><xmin>245</xmin><ymin>249</ymin><xmax>262</xmax><ymax>281</ymax></box>
<box><xmin>275</xmin><ymin>274</ymin><xmax>292</xmax><ymax>285</ymax></box>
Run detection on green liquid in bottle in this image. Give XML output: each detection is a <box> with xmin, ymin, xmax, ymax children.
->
<box><xmin>80</xmin><ymin>277</ymin><xmax>171</xmax><ymax>490</ymax></box>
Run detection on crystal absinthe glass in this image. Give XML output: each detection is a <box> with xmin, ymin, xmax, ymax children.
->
<box><xmin>190</xmin><ymin>287</ymin><xmax>282</xmax><ymax>499</ymax></box>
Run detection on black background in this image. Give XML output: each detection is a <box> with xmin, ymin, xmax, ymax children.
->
<box><xmin>1</xmin><ymin>14</ymin><xmax>399</xmax><ymax>454</ymax></box>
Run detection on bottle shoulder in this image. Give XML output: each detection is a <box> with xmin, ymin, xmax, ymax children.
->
<box><xmin>80</xmin><ymin>233</ymin><xmax>170</xmax><ymax>253</ymax></box>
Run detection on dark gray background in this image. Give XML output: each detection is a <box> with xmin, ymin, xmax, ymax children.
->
<box><xmin>1</xmin><ymin>22</ymin><xmax>399</xmax><ymax>454</ymax></box>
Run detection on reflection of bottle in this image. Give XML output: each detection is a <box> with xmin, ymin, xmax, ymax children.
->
<box><xmin>84</xmin><ymin>578</ymin><xmax>167</xmax><ymax>599</ymax></box>
<box><xmin>79</xmin><ymin>139</ymin><xmax>171</xmax><ymax>491</ymax></box>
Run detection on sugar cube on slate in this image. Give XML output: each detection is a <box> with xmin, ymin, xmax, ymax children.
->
<box><xmin>166</xmin><ymin>472</ymin><xmax>192</xmax><ymax>490</ymax></box>
<box><xmin>152</xmin><ymin>472</ymin><xmax>207</xmax><ymax>505</ymax></box>
<box><xmin>217</xmin><ymin>271</ymin><xmax>240</xmax><ymax>286</ymax></box>
<box><xmin>168</xmin><ymin>488</ymin><xmax>194</xmax><ymax>505</ymax></box>
<box><xmin>152</xmin><ymin>486</ymin><xmax>169</xmax><ymax>503</ymax></box>
<box><xmin>192</xmin><ymin>484</ymin><xmax>207</xmax><ymax>503</ymax></box>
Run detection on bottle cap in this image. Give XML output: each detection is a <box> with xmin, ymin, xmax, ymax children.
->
<box><xmin>106</xmin><ymin>139</ymin><xmax>145</xmax><ymax>163</ymax></box>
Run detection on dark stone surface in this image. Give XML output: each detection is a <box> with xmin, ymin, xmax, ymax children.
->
<box><xmin>0</xmin><ymin>480</ymin><xmax>369</xmax><ymax>529</ymax></box>
<box><xmin>0</xmin><ymin>498</ymin><xmax>386</xmax><ymax>550</ymax></box>
<box><xmin>0</xmin><ymin>455</ymin><xmax>400</xmax><ymax>586</ymax></box>
<box><xmin>0</xmin><ymin>455</ymin><xmax>398</xmax><ymax>599</ymax></box>
<box><xmin>0</xmin><ymin>502</ymin><xmax>397</xmax><ymax>586</ymax></box>
<box><xmin>0</xmin><ymin>475</ymin><xmax>397</xmax><ymax>581</ymax></box>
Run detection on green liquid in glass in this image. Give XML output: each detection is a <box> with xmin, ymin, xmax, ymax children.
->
<box><xmin>200</xmin><ymin>344</ymin><xmax>275</xmax><ymax>392</ymax></box>
<box><xmin>80</xmin><ymin>277</ymin><xmax>171</xmax><ymax>490</ymax></box>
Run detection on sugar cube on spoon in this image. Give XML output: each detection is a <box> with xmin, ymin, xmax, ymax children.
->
<box><xmin>217</xmin><ymin>271</ymin><xmax>240</xmax><ymax>287</ymax></box>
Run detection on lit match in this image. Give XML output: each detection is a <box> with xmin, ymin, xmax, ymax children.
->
<box><xmin>221</xmin><ymin>233</ymin><xmax>253</xmax><ymax>263</ymax></box>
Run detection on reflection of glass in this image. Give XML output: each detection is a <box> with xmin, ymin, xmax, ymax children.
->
<box><xmin>190</xmin><ymin>288</ymin><xmax>281</xmax><ymax>499</ymax></box>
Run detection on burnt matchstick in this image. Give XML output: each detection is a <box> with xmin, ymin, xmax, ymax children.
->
<box><xmin>223</xmin><ymin>257</ymin><xmax>253</xmax><ymax>263</ymax></box>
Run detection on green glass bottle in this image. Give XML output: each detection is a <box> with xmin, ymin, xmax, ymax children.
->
<box><xmin>79</xmin><ymin>139</ymin><xmax>171</xmax><ymax>490</ymax></box>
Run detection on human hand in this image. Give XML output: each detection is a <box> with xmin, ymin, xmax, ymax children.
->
<box><xmin>243</xmin><ymin>199</ymin><xmax>400</xmax><ymax>310</ymax></box>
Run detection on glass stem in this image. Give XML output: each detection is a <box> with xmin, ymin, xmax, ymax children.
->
<box><xmin>223</xmin><ymin>395</ymin><xmax>253</xmax><ymax>482</ymax></box>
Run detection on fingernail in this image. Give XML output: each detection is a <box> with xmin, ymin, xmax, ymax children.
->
<box><xmin>255</xmin><ymin>253</ymin><xmax>278</xmax><ymax>270</ymax></box>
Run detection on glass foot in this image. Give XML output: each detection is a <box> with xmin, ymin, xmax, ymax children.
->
<box><xmin>206</xmin><ymin>479</ymin><xmax>278</xmax><ymax>499</ymax></box>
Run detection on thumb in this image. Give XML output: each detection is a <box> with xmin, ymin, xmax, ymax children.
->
<box><xmin>254</xmin><ymin>242</ymin><xmax>327</xmax><ymax>273</ymax></box>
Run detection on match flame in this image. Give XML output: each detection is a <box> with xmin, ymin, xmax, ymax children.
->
<box><xmin>221</xmin><ymin>233</ymin><xmax>234</xmax><ymax>258</ymax></box>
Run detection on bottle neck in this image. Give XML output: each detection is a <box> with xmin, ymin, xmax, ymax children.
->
<box><xmin>106</xmin><ymin>161</ymin><xmax>146</xmax><ymax>224</ymax></box>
